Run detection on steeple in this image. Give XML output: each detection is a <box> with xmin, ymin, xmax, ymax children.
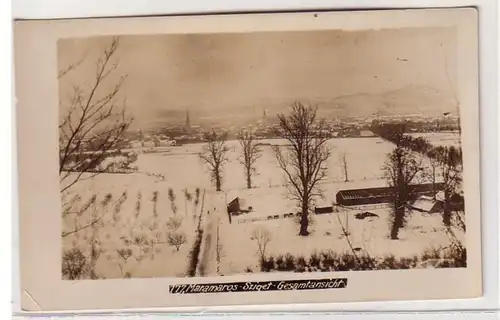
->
<box><xmin>185</xmin><ymin>110</ymin><xmax>191</xmax><ymax>128</ymax></box>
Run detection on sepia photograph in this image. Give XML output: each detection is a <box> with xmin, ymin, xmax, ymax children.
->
<box><xmin>15</xmin><ymin>8</ymin><xmax>482</xmax><ymax>311</ymax></box>
<box><xmin>59</xmin><ymin>28</ymin><xmax>467</xmax><ymax>280</ymax></box>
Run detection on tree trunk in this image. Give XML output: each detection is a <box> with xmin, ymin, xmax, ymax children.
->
<box><xmin>431</xmin><ymin>166</ymin><xmax>437</xmax><ymax>200</ymax></box>
<box><xmin>299</xmin><ymin>201</ymin><xmax>309</xmax><ymax>236</ymax></box>
<box><xmin>390</xmin><ymin>197</ymin><xmax>405</xmax><ymax>240</ymax></box>
<box><xmin>443</xmin><ymin>189</ymin><xmax>451</xmax><ymax>226</ymax></box>
<box><xmin>390</xmin><ymin>158</ymin><xmax>406</xmax><ymax>240</ymax></box>
<box><xmin>246</xmin><ymin>168</ymin><xmax>252</xmax><ymax>189</ymax></box>
<box><xmin>215</xmin><ymin>168</ymin><xmax>222</xmax><ymax>192</ymax></box>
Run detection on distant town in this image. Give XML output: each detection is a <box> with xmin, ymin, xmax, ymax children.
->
<box><xmin>111</xmin><ymin>110</ymin><xmax>460</xmax><ymax>151</ymax></box>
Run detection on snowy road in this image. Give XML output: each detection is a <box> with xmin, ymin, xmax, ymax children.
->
<box><xmin>196</xmin><ymin>194</ymin><xmax>224</xmax><ymax>276</ymax></box>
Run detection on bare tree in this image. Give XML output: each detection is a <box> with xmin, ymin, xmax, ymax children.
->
<box><xmin>434</xmin><ymin>146</ymin><xmax>462</xmax><ymax>226</ymax></box>
<box><xmin>424</xmin><ymin>148</ymin><xmax>441</xmax><ymax>199</ymax></box>
<box><xmin>199</xmin><ymin>131</ymin><xmax>229</xmax><ymax>192</ymax></box>
<box><xmin>58</xmin><ymin>54</ymin><xmax>86</xmax><ymax>80</ymax></box>
<box><xmin>167</xmin><ymin>232</ymin><xmax>188</xmax><ymax>252</ymax></box>
<box><xmin>272</xmin><ymin>102</ymin><xmax>331</xmax><ymax>236</ymax></box>
<box><xmin>382</xmin><ymin>127</ymin><xmax>424</xmax><ymax>240</ymax></box>
<box><xmin>237</xmin><ymin>131</ymin><xmax>262</xmax><ymax>189</ymax></box>
<box><xmin>166</xmin><ymin>216</ymin><xmax>183</xmax><ymax>231</ymax></box>
<box><xmin>339</xmin><ymin>151</ymin><xmax>349</xmax><ymax>182</ymax></box>
<box><xmin>168</xmin><ymin>188</ymin><xmax>177</xmax><ymax>214</ymax></box>
<box><xmin>62</xmin><ymin>248</ymin><xmax>88</xmax><ymax>280</ymax></box>
<box><xmin>59</xmin><ymin>37</ymin><xmax>132</xmax><ymax>193</ymax></box>
<box><xmin>251</xmin><ymin>227</ymin><xmax>272</xmax><ymax>261</ymax></box>
<box><xmin>183</xmin><ymin>188</ymin><xmax>192</xmax><ymax>217</ymax></box>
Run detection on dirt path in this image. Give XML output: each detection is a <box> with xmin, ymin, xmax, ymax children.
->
<box><xmin>196</xmin><ymin>194</ymin><xmax>224</xmax><ymax>277</ymax></box>
<box><xmin>196</xmin><ymin>199</ymin><xmax>217</xmax><ymax>276</ymax></box>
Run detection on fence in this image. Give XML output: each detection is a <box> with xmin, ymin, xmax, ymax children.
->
<box><xmin>234</xmin><ymin>203</ymin><xmax>392</xmax><ymax>225</ymax></box>
<box><xmin>235</xmin><ymin>212</ymin><xmax>300</xmax><ymax>224</ymax></box>
<box><xmin>335</xmin><ymin>203</ymin><xmax>391</xmax><ymax>211</ymax></box>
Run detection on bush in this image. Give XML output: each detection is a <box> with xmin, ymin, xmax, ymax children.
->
<box><xmin>357</xmin><ymin>254</ymin><xmax>376</xmax><ymax>270</ymax></box>
<box><xmin>167</xmin><ymin>232</ymin><xmax>188</xmax><ymax>251</ymax></box>
<box><xmin>284</xmin><ymin>253</ymin><xmax>295</xmax><ymax>271</ymax></box>
<box><xmin>62</xmin><ymin>247</ymin><xmax>87</xmax><ymax>280</ymax></box>
<box><xmin>296</xmin><ymin>255</ymin><xmax>307</xmax><ymax>272</ymax></box>
<box><xmin>338</xmin><ymin>252</ymin><xmax>357</xmax><ymax>271</ymax></box>
<box><xmin>309</xmin><ymin>251</ymin><xmax>321</xmax><ymax>269</ymax></box>
<box><xmin>379</xmin><ymin>254</ymin><xmax>398</xmax><ymax>270</ymax></box>
<box><xmin>321</xmin><ymin>251</ymin><xmax>335</xmax><ymax>271</ymax></box>
<box><xmin>275</xmin><ymin>255</ymin><xmax>284</xmax><ymax>270</ymax></box>
<box><xmin>442</xmin><ymin>243</ymin><xmax>466</xmax><ymax>267</ymax></box>
<box><xmin>421</xmin><ymin>247</ymin><xmax>441</xmax><ymax>261</ymax></box>
<box><xmin>166</xmin><ymin>216</ymin><xmax>183</xmax><ymax>231</ymax></box>
<box><xmin>397</xmin><ymin>257</ymin><xmax>414</xmax><ymax>269</ymax></box>
<box><xmin>260</xmin><ymin>256</ymin><xmax>275</xmax><ymax>272</ymax></box>
<box><xmin>186</xmin><ymin>229</ymin><xmax>203</xmax><ymax>277</ymax></box>
<box><xmin>257</xmin><ymin>245</ymin><xmax>467</xmax><ymax>273</ymax></box>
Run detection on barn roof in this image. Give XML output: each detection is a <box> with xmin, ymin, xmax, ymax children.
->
<box><xmin>336</xmin><ymin>183</ymin><xmax>444</xmax><ymax>201</ymax></box>
<box><xmin>411</xmin><ymin>197</ymin><xmax>439</xmax><ymax>212</ymax></box>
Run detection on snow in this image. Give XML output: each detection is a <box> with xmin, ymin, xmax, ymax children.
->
<box><xmin>61</xmin><ymin>133</ymin><xmax>465</xmax><ymax>278</ymax></box>
<box><xmin>62</xmin><ymin>173</ymin><xmax>204</xmax><ymax>279</ymax></box>
<box><xmin>409</xmin><ymin>132</ymin><xmax>461</xmax><ymax>147</ymax></box>
<box><xmin>218</xmin><ymin>205</ymin><xmax>464</xmax><ymax>275</ymax></box>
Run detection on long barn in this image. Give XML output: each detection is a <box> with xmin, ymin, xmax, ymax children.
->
<box><xmin>336</xmin><ymin>183</ymin><xmax>445</xmax><ymax>206</ymax></box>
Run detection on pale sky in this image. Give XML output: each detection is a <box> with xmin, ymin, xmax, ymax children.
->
<box><xmin>58</xmin><ymin>28</ymin><xmax>457</xmax><ymax>125</ymax></box>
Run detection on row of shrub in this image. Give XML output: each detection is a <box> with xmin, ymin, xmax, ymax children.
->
<box><xmin>186</xmin><ymin>229</ymin><xmax>203</xmax><ymax>277</ymax></box>
<box><xmin>259</xmin><ymin>246</ymin><xmax>466</xmax><ymax>273</ymax></box>
<box><xmin>370</xmin><ymin>122</ymin><xmax>462</xmax><ymax>167</ymax></box>
<box><xmin>186</xmin><ymin>202</ymin><xmax>206</xmax><ymax>277</ymax></box>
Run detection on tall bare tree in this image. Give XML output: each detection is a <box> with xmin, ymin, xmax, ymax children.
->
<box><xmin>273</xmin><ymin>102</ymin><xmax>331</xmax><ymax>236</ymax></box>
<box><xmin>339</xmin><ymin>151</ymin><xmax>349</xmax><ymax>182</ymax></box>
<box><xmin>58</xmin><ymin>37</ymin><xmax>131</xmax><ymax>193</ymax></box>
<box><xmin>199</xmin><ymin>131</ymin><xmax>229</xmax><ymax>192</ymax></box>
<box><xmin>424</xmin><ymin>148</ymin><xmax>441</xmax><ymax>199</ymax></box>
<box><xmin>237</xmin><ymin>131</ymin><xmax>262</xmax><ymax>189</ymax></box>
<box><xmin>382</xmin><ymin>127</ymin><xmax>424</xmax><ymax>240</ymax></box>
<box><xmin>434</xmin><ymin>146</ymin><xmax>462</xmax><ymax>226</ymax></box>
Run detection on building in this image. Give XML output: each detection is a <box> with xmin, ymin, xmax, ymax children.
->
<box><xmin>314</xmin><ymin>206</ymin><xmax>334</xmax><ymax>215</ymax></box>
<box><xmin>410</xmin><ymin>195</ymin><xmax>442</xmax><ymax>213</ymax></box>
<box><xmin>336</xmin><ymin>183</ymin><xmax>445</xmax><ymax>206</ymax></box>
<box><xmin>227</xmin><ymin>197</ymin><xmax>252</xmax><ymax>215</ymax></box>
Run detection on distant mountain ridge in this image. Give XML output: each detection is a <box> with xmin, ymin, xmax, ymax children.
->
<box><xmin>313</xmin><ymin>84</ymin><xmax>458</xmax><ymax>118</ymax></box>
<box><xmin>140</xmin><ymin>85</ymin><xmax>458</xmax><ymax>128</ymax></box>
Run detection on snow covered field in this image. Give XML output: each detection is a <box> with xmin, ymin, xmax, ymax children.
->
<box><xmin>62</xmin><ymin>173</ymin><xmax>206</xmax><ymax>279</ymax></box>
<box><xmin>409</xmin><ymin>131</ymin><xmax>461</xmax><ymax>147</ymax></box>
<box><xmin>217</xmin><ymin>198</ymin><xmax>464</xmax><ymax>275</ymax></box>
<box><xmin>61</xmin><ymin>133</ymin><xmax>464</xmax><ymax>278</ymax></box>
<box><xmin>134</xmin><ymin>137</ymin><xmax>395</xmax><ymax>191</ymax></box>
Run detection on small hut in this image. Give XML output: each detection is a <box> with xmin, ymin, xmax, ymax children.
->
<box><xmin>227</xmin><ymin>197</ymin><xmax>252</xmax><ymax>215</ymax></box>
<box><xmin>410</xmin><ymin>195</ymin><xmax>442</xmax><ymax>213</ymax></box>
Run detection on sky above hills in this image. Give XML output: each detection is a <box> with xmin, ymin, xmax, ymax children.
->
<box><xmin>58</xmin><ymin>27</ymin><xmax>458</xmax><ymax>128</ymax></box>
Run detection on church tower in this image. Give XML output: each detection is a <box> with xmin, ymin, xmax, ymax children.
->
<box><xmin>185</xmin><ymin>110</ymin><xmax>191</xmax><ymax>133</ymax></box>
